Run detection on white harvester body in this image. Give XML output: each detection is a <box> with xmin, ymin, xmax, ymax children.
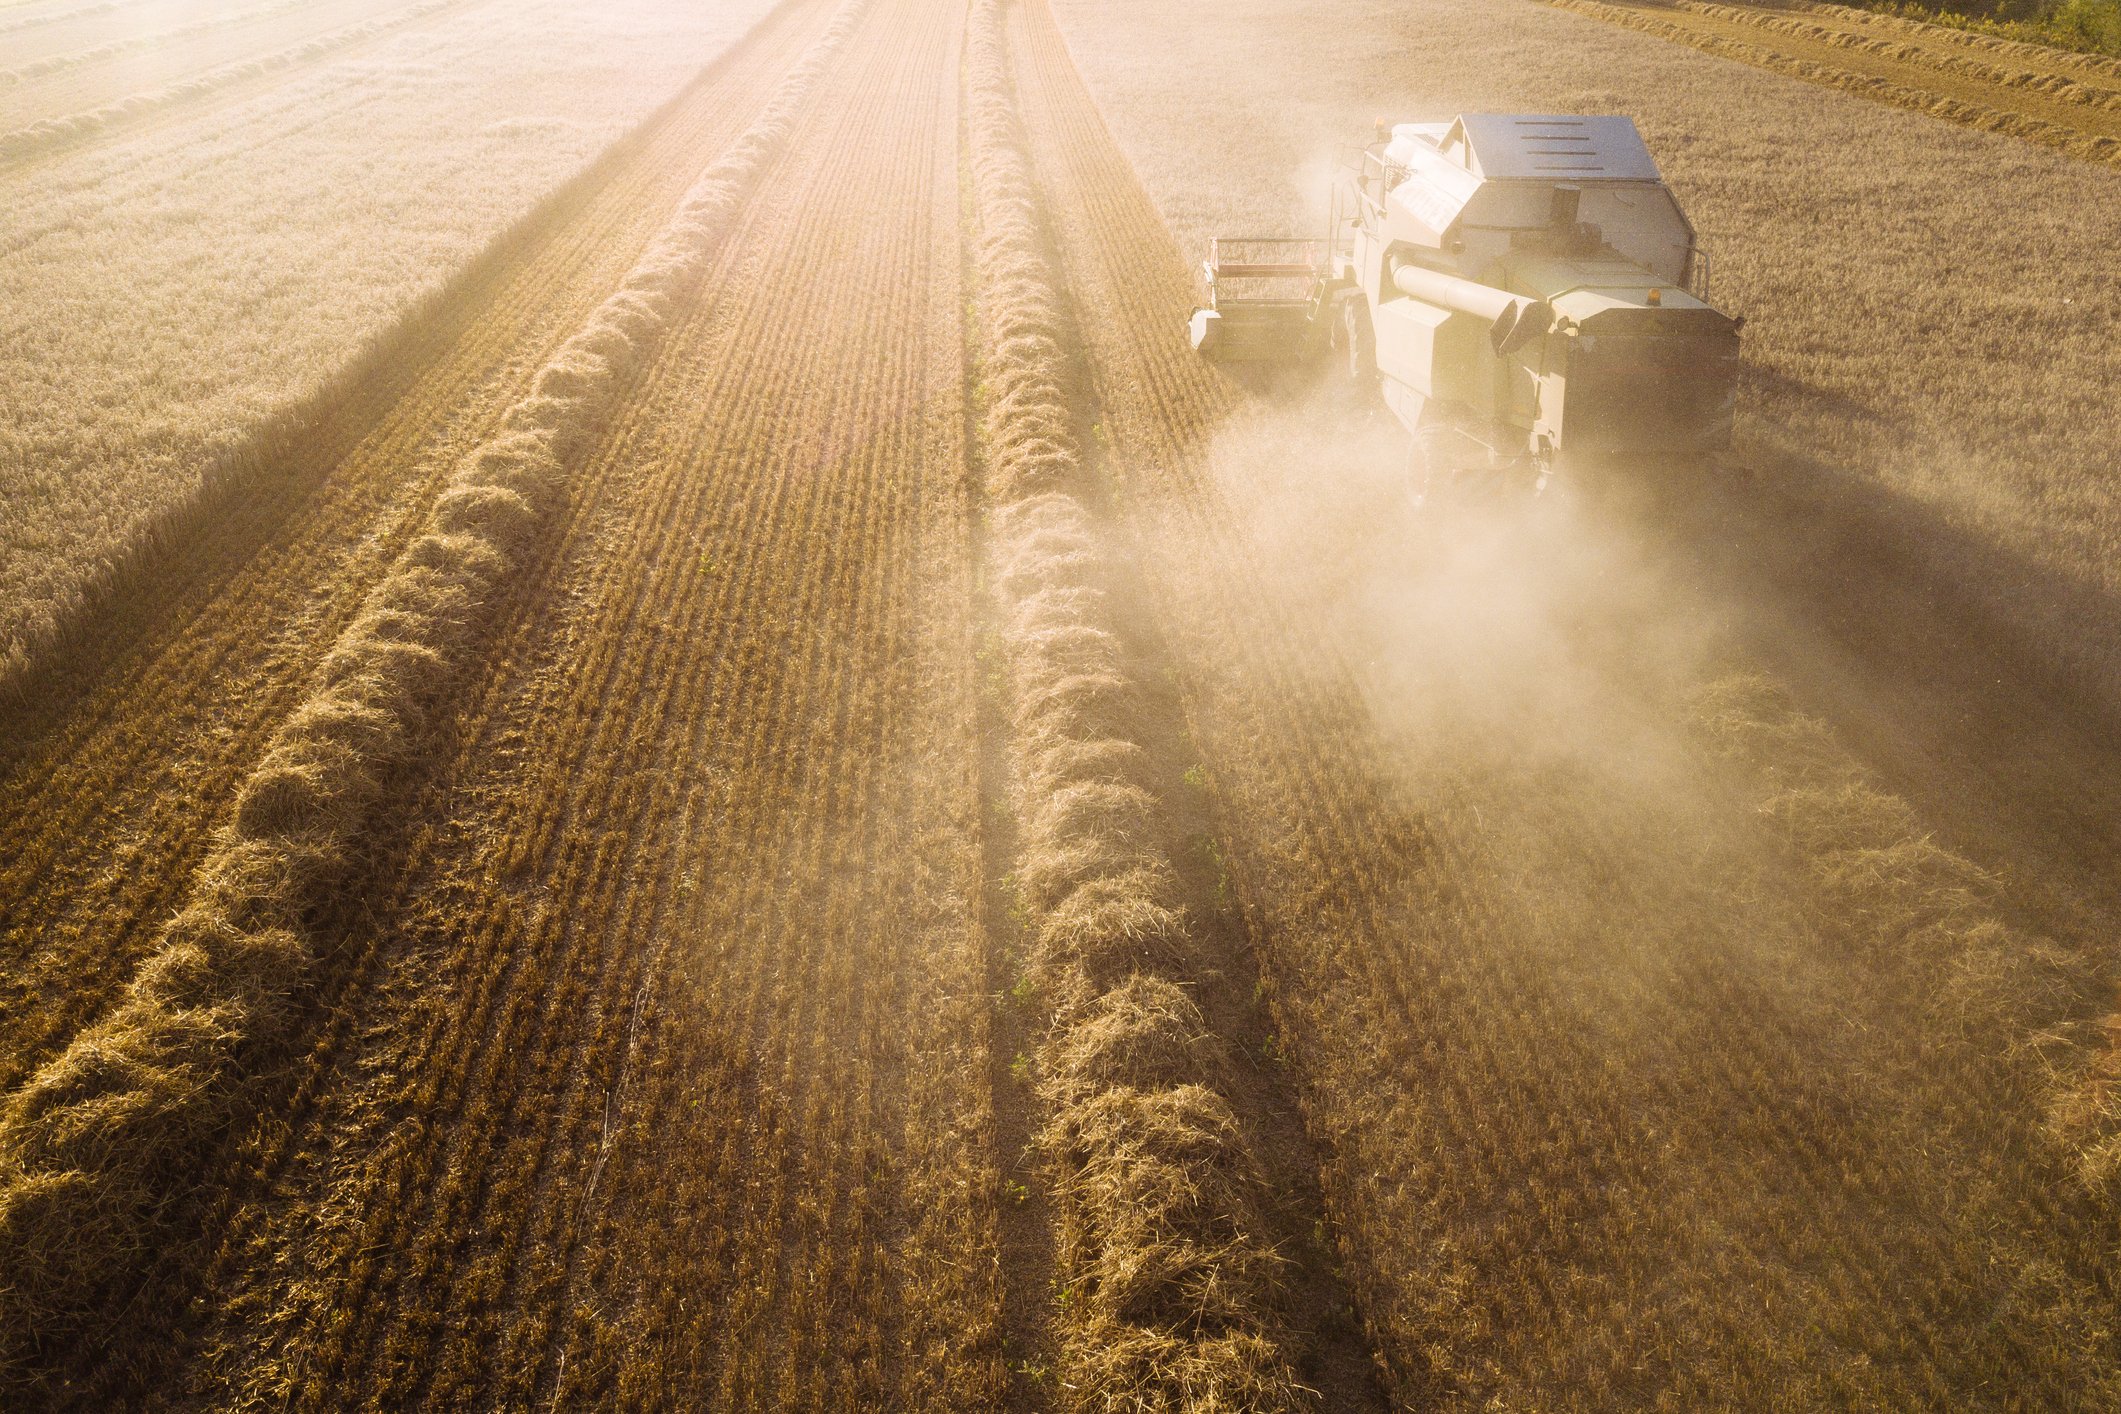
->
<box><xmin>1190</xmin><ymin>113</ymin><xmax>1742</xmax><ymax>489</ymax></box>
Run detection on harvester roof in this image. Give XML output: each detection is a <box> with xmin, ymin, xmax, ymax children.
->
<box><xmin>1394</xmin><ymin>114</ymin><xmax>1664</xmax><ymax>181</ymax></box>
<box><xmin>1377</xmin><ymin>114</ymin><xmax>1691</xmax><ymax>277</ymax></box>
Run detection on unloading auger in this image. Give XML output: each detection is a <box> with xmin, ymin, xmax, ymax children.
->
<box><xmin>1189</xmin><ymin>114</ymin><xmax>1743</xmax><ymax>499</ymax></box>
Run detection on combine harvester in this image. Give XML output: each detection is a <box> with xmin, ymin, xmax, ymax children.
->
<box><xmin>1190</xmin><ymin>114</ymin><xmax>1742</xmax><ymax>501</ymax></box>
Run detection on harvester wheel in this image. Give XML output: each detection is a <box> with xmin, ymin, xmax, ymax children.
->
<box><xmin>1340</xmin><ymin>295</ymin><xmax>1376</xmax><ymax>386</ymax></box>
<box><xmin>1408</xmin><ymin>422</ymin><xmax>1475</xmax><ymax>512</ymax></box>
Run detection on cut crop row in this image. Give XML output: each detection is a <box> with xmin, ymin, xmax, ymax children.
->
<box><xmin>170</xmin><ymin>0</ymin><xmax>1000</xmax><ymax>1403</ymax></box>
<box><xmin>1781</xmin><ymin>0</ymin><xmax>2121</xmax><ymax>78</ymax></box>
<box><xmin>0</xmin><ymin>2</ymin><xmax>163</xmax><ymax>42</ymax></box>
<box><xmin>1676</xmin><ymin>0</ymin><xmax>2121</xmax><ymax>110</ymax></box>
<box><xmin>0</xmin><ymin>0</ymin><xmax>371</xmax><ymax>89</ymax></box>
<box><xmin>0</xmin><ymin>0</ymin><xmax>867</xmax><ymax>1389</ymax></box>
<box><xmin>1543</xmin><ymin>0</ymin><xmax>2121</xmax><ymax>166</ymax></box>
<box><xmin>0</xmin><ymin>0</ymin><xmax>476</xmax><ymax>163</ymax></box>
<box><xmin>0</xmin><ymin>0</ymin><xmax>831</xmax><ymax>1101</ymax></box>
<box><xmin>964</xmin><ymin>0</ymin><xmax>1314</xmax><ymax>1406</ymax></box>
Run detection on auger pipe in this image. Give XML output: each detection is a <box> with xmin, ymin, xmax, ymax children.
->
<box><xmin>1390</xmin><ymin>254</ymin><xmax>1554</xmax><ymax>355</ymax></box>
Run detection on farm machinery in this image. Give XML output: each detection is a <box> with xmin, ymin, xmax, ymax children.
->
<box><xmin>1189</xmin><ymin>114</ymin><xmax>1742</xmax><ymax>498</ymax></box>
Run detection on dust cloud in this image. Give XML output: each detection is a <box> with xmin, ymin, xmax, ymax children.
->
<box><xmin>1189</xmin><ymin>388</ymin><xmax>1738</xmax><ymax>806</ymax></box>
<box><xmin>1126</xmin><ymin>384</ymin><xmax>2119</xmax><ymax>1400</ymax></box>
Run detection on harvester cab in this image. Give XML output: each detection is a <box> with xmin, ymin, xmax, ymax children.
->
<box><xmin>1188</xmin><ymin>113</ymin><xmax>1743</xmax><ymax>501</ymax></box>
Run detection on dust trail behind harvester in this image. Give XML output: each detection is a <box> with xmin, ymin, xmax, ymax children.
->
<box><xmin>1149</xmin><ymin>390</ymin><xmax>2121</xmax><ymax>1404</ymax></box>
<box><xmin>1198</xmin><ymin>395</ymin><xmax>1726</xmax><ymax>777</ymax></box>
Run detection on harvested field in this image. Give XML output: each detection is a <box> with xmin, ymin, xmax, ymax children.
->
<box><xmin>1054</xmin><ymin>0</ymin><xmax>2121</xmax><ymax>718</ymax></box>
<box><xmin>0</xmin><ymin>0</ymin><xmax>451</xmax><ymax>134</ymax></box>
<box><xmin>3</xmin><ymin>0</ymin><xmax>2119</xmax><ymax>1406</ymax></box>
<box><xmin>0</xmin><ymin>0</ymin><xmax>477</xmax><ymax>162</ymax></box>
<box><xmin>1546</xmin><ymin>0</ymin><xmax>2121</xmax><ymax>165</ymax></box>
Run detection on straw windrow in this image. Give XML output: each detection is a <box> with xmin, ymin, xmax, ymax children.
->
<box><xmin>964</xmin><ymin>0</ymin><xmax>1307</xmax><ymax>1404</ymax></box>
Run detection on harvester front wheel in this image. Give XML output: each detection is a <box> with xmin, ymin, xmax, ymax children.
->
<box><xmin>1325</xmin><ymin>294</ymin><xmax>1376</xmax><ymax>412</ymax></box>
<box><xmin>1339</xmin><ymin>295</ymin><xmax>1376</xmax><ymax>386</ymax></box>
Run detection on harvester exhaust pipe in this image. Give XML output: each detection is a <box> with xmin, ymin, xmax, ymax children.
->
<box><xmin>1390</xmin><ymin>256</ymin><xmax>1554</xmax><ymax>356</ymax></box>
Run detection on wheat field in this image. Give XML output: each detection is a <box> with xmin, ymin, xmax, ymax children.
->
<box><xmin>2</xmin><ymin>0</ymin><xmax>2118</xmax><ymax>1407</ymax></box>
<box><xmin>0</xmin><ymin>0</ymin><xmax>777</xmax><ymax>694</ymax></box>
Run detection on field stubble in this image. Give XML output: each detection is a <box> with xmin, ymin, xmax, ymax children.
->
<box><xmin>0</xmin><ymin>0</ymin><xmax>890</xmax><ymax>1394</ymax></box>
<box><xmin>1048</xmin><ymin>0</ymin><xmax>2121</xmax><ymax>712</ymax></box>
<box><xmin>1542</xmin><ymin>0</ymin><xmax>2121</xmax><ymax>165</ymax></box>
<box><xmin>159</xmin><ymin>0</ymin><xmax>1009</xmax><ymax>1403</ymax></box>
<box><xmin>0</xmin><ymin>0</ymin><xmax>875</xmax><ymax>1383</ymax></box>
<box><xmin>0</xmin><ymin>0</ymin><xmax>835</xmax><ymax>1113</ymax></box>
<box><xmin>5</xmin><ymin>0</ymin><xmax>2120</xmax><ymax>1404</ymax></box>
<box><xmin>0</xmin><ymin>0</ymin><xmax>446</xmax><ymax>135</ymax></box>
